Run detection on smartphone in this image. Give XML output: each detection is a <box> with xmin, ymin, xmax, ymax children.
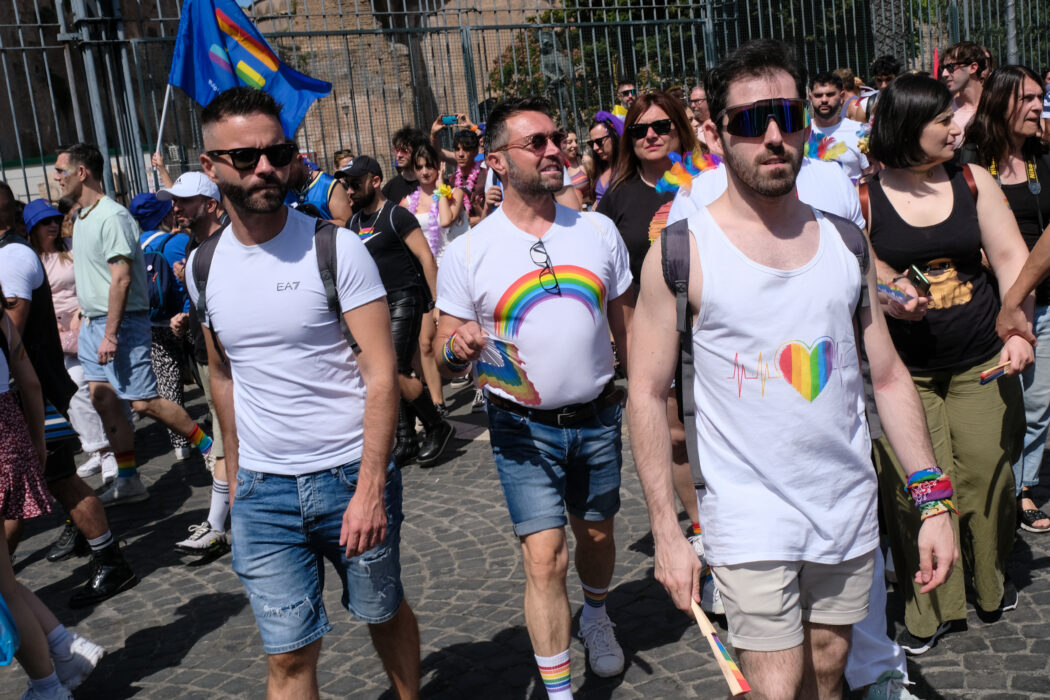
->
<box><xmin>441</xmin><ymin>115</ymin><xmax>458</xmax><ymax>126</ymax></box>
<box><xmin>907</xmin><ymin>265</ymin><xmax>931</xmax><ymax>296</ymax></box>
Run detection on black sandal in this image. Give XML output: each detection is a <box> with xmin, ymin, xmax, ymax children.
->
<box><xmin>1018</xmin><ymin>492</ymin><xmax>1050</xmax><ymax>533</ymax></box>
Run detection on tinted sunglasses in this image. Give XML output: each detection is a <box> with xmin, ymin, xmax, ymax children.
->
<box><xmin>718</xmin><ymin>98</ymin><xmax>808</xmax><ymax>137</ymax></box>
<box><xmin>205</xmin><ymin>143</ymin><xmax>297</xmax><ymax>170</ymax></box>
<box><xmin>626</xmin><ymin>119</ymin><xmax>673</xmax><ymax>140</ymax></box>
<box><xmin>586</xmin><ymin>134</ymin><xmax>611</xmax><ymax>149</ymax></box>
<box><xmin>496</xmin><ymin>131</ymin><xmax>567</xmax><ymax>153</ymax></box>
<box><xmin>620</xmin><ymin>88</ymin><xmax>637</xmax><ymax>97</ymax></box>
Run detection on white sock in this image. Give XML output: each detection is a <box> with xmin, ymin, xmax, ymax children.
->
<box><xmin>46</xmin><ymin>625</ymin><xmax>72</xmax><ymax>660</ymax></box>
<box><xmin>207</xmin><ymin>479</ymin><xmax>230</xmax><ymax>533</ymax></box>
<box><xmin>87</xmin><ymin>530</ymin><xmax>113</xmax><ymax>552</ymax></box>
<box><xmin>535</xmin><ymin>649</ymin><xmax>572</xmax><ymax>699</ymax></box>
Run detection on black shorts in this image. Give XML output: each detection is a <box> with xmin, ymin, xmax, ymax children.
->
<box><xmin>388</xmin><ymin>289</ymin><xmax>425</xmax><ymax>376</ymax></box>
<box><xmin>44</xmin><ymin>439</ymin><xmax>77</xmax><ymax>483</ymax></box>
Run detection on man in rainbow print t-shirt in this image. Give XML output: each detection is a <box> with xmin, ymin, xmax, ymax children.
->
<box><xmin>435</xmin><ymin>97</ymin><xmax>634</xmax><ymax>699</ymax></box>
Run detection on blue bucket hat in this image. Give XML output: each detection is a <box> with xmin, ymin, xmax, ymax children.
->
<box><xmin>129</xmin><ymin>192</ymin><xmax>173</xmax><ymax>231</ymax></box>
<box><xmin>23</xmin><ymin>198</ymin><xmax>64</xmax><ymax>233</ymax></box>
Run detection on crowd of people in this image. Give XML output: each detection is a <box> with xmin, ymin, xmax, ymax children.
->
<box><xmin>1</xmin><ymin>34</ymin><xmax>1049</xmax><ymax>700</ymax></box>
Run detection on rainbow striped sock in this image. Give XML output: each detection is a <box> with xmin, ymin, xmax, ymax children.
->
<box><xmin>188</xmin><ymin>424</ymin><xmax>213</xmax><ymax>455</ymax></box>
<box><xmin>115</xmin><ymin>450</ymin><xmax>137</xmax><ymax>478</ymax></box>
<box><xmin>580</xmin><ymin>582</ymin><xmax>609</xmax><ymax>624</ymax></box>
<box><xmin>692</xmin><ymin>522</ymin><xmax>702</xmax><ymax>536</ymax></box>
<box><xmin>535</xmin><ymin>650</ymin><xmax>572</xmax><ymax>699</ymax></box>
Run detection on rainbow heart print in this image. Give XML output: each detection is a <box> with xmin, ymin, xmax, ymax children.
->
<box><xmin>775</xmin><ymin>338</ymin><xmax>835</xmax><ymax>402</ymax></box>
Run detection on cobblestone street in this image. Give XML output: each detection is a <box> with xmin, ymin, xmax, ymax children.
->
<box><xmin>4</xmin><ymin>384</ymin><xmax>1049</xmax><ymax>699</ymax></box>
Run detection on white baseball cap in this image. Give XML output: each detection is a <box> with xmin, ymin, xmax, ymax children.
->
<box><xmin>157</xmin><ymin>171</ymin><xmax>221</xmax><ymax>202</ymax></box>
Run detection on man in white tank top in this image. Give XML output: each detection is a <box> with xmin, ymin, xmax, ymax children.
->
<box><xmin>629</xmin><ymin>40</ymin><xmax>958</xmax><ymax>699</ymax></box>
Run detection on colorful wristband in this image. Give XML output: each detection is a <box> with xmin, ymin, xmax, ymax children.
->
<box><xmin>442</xmin><ymin>332</ymin><xmax>470</xmax><ymax>372</ymax></box>
<box><xmin>438</xmin><ymin>184</ymin><xmax>453</xmax><ymax>200</ymax></box>
<box><xmin>906</xmin><ymin>466</ymin><xmax>958</xmax><ymax>520</ymax></box>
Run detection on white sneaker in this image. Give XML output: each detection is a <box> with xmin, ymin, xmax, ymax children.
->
<box><xmin>175</xmin><ymin>521</ymin><xmax>229</xmax><ymax>553</ymax></box>
<box><xmin>864</xmin><ymin>670</ymin><xmax>919</xmax><ymax>699</ymax></box>
<box><xmin>174</xmin><ymin>446</ymin><xmax>193</xmax><ymax>460</ymax></box>
<box><xmin>100</xmin><ymin>475</ymin><xmax>150</xmax><ymax>507</ymax></box>
<box><xmin>20</xmin><ymin>683</ymin><xmax>74</xmax><ymax>700</ymax></box>
<box><xmin>700</xmin><ymin>566</ymin><xmax>725</xmax><ymax>615</ymax></box>
<box><xmin>578</xmin><ymin>616</ymin><xmax>624</xmax><ymax>677</ymax></box>
<box><xmin>54</xmin><ymin>633</ymin><xmax>105</xmax><ymax>689</ymax></box>
<box><xmin>75</xmin><ymin>451</ymin><xmax>102</xmax><ymax>478</ymax></box>
<box><xmin>99</xmin><ymin>451</ymin><xmax>118</xmax><ymax>482</ymax></box>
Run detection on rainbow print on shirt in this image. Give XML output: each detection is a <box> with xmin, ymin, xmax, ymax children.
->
<box><xmin>475</xmin><ymin>338</ymin><xmax>541</xmax><ymax>406</ymax></box>
<box><xmin>494</xmin><ymin>265</ymin><xmax>606</xmax><ymax>338</ymax></box>
<box><xmin>356</xmin><ymin>226</ymin><xmax>376</xmax><ymax>242</ymax></box>
<box><xmin>774</xmin><ymin>337</ymin><xmax>835</xmax><ymax>402</ymax></box>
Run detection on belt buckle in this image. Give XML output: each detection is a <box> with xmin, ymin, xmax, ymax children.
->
<box><xmin>555</xmin><ymin>409</ymin><xmax>580</xmax><ymax>427</ymax></box>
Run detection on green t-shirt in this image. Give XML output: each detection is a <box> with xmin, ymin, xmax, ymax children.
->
<box><xmin>71</xmin><ymin>196</ymin><xmax>150</xmax><ymax>318</ymax></box>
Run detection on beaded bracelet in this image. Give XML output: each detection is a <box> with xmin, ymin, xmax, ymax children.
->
<box><xmin>441</xmin><ymin>332</ymin><xmax>470</xmax><ymax>372</ymax></box>
<box><xmin>906</xmin><ymin>466</ymin><xmax>959</xmax><ymax>521</ymax></box>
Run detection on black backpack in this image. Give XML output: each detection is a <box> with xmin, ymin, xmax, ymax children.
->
<box><xmin>660</xmin><ymin>214</ymin><xmax>870</xmax><ymax>488</ymax></box>
<box><xmin>141</xmin><ymin>233</ymin><xmax>185</xmax><ymax>322</ymax></box>
<box><xmin>191</xmin><ymin>219</ymin><xmax>359</xmax><ymax>362</ymax></box>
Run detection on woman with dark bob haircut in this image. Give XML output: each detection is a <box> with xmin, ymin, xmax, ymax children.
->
<box><xmin>960</xmin><ymin>65</ymin><xmax>1050</xmax><ymax>534</ymax></box>
<box><xmin>866</xmin><ymin>73</ymin><xmax>1034</xmax><ymax>654</ymax></box>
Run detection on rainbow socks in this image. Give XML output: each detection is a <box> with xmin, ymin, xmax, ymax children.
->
<box><xmin>580</xmin><ymin>582</ymin><xmax>609</xmax><ymax>624</ymax></box>
<box><xmin>535</xmin><ymin>650</ymin><xmax>572</xmax><ymax>699</ymax></box>
<box><xmin>115</xmin><ymin>450</ymin><xmax>137</xmax><ymax>478</ymax></box>
<box><xmin>188</xmin><ymin>424</ymin><xmax>213</xmax><ymax>455</ymax></box>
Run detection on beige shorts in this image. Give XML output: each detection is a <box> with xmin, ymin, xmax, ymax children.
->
<box><xmin>710</xmin><ymin>550</ymin><xmax>876</xmax><ymax>652</ymax></box>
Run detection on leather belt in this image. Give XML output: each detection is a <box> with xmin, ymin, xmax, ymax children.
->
<box><xmin>486</xmin><ymin>381</ymin><xmax>625</xmax><ymax>427</ymax></box>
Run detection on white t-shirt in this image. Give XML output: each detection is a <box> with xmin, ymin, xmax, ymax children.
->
<box><xmin>186</xmin><ymin>209</ymin><xmax>386</xmax><ymax>476</ymax></box>
<box><xmin>810</xmin><ymin>118</ymin><xmax>870</xmax><ymax>183</ymax></box>
<box><xmin>688</xmin><ymin>206</ymin><xmax>878</xmax><ymax>565</ymax></box>
<box><xmin>437</xmin><ymin>205</ymin><xmax>633</xmax><ymax>409</ymax></box>
<box><xmin>667</xmin><ymin>158</ymin><xmax>865</xmax><ymax>229</ymax></box>
<box><xmin>0</xmin><ymin>242</ymin><xmax>45</xmax><ymax>301</ymax></box>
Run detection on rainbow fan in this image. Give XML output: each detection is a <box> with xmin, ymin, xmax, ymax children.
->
<box><xmin>655</xmin><ymin>151</ymin><xmax>723</xmax><ymax>194</ymax></box>
<box><xmin>805</xmin><ymin>133</ymin><xmax>848</xmax><ymax>161</ymax></box>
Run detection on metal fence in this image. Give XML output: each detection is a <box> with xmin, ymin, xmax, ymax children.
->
<box><xmin>2</xmin><ymin>0</ymin><xmax>1049</xmax><ymax>205</ymax></box>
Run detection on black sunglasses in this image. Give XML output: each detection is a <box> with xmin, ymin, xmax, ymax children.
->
<box><xmin>718</xmin><ymin>98</ymin><xmax>808</xmax><ymax>138</ymax></box>
<box><xmin>619</xmin><ymin>88</ymin><xmax>637</xmax><ymax>97</ymax></box>
<box><xmin>626</xmin><ymin>119</ymin><xmax>673</xmax><ymax>140</ymax></box>
<box><xmin>529</xmin><ymin>240</ymin><xmax>561</xmax><ymax>296</ymax></box>
<box><xmin>205</xmin><ymin>143</ymin><xmax>297</xmax><ymax>170</ymax></box>
<box><xmin>586</xmin><ymin>134</ymin><xmax>611</xmax><ymax>149</ymax></box>
<box><xmin>496</xmin><ymin>131</ymin><xmax>567</xmax><ymax>153</ymax></box>
<box><xmin>940</xmin><ymin>62</ymin><xmax>971</xmax><ymax>74</ymax></box>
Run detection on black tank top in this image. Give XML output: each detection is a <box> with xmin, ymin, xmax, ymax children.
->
<box><xmin>868</xmin><ymin>163</ymin><xmax>1001</xmax><ymax>372</ymax></box>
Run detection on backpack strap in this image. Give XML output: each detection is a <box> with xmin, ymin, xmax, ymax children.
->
<box><xmin>960</xmin><ymin>163</ymin><xmax>978</xmax><ymax>201</ymax></box>
<box><xmin>313</xmin><ymin>219</ymin><xmax>361</xmax><ymax>354</ymax></box>
<box><xmin>190</xmin><ymin>230</ymin><xmax>226</xmax><ymax>364</ymax></box>
<box><xmin>659</xmin><ymin>218</ymin><xmax>703</xmax><ymax>488</ymax></box>
<box><xmin>858</xmin><ymin>181</ymin><xmax>871</xmax><ymax>232</ymax></box>
<box><xmin>141</xmin><ymin>231</ymin><xmax>168</xmax><ymax>250</ymax></box>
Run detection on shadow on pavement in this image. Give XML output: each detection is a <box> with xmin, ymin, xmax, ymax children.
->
<box><xmin>74</xmin><ymin>592</ymin><xmax>247</xmax><ymax>699</ymax></box>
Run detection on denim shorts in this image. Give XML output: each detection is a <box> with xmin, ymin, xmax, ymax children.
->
<box><xmin>487</xmin><ymin>401</ymin><xmax>623</xmax><ymax>537</ymax></box>
<box><xmin>231</xmin><ymin>461</ymin><xmax>405</xmax><ymax>655</ymax></box>
<box><xmin>78</xmin><ymin>311</ymin><xmax>158</xmax><ymax>400</ymax></box>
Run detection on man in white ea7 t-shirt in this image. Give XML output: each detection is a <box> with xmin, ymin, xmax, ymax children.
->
<box><xmin>434</xmin><ymin>97</ymin><xmax>633</xmax><ymax>699</ymax></box>
<box><xmin>629</xmin><ymin>40</ymin><xmax>958</xmax><ymax>700</ymax></box>
<box><xmin>186</xmin><ymin>87</ymin><xmax>419</xmax><ymax>700</ymax></box>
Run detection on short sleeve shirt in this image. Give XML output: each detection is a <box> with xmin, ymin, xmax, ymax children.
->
<box><xmin>596</xmin><ymin>174</ymin><xmax>674</xmax><ymax>285</ymax></box>
<box><xmin>186</xmin><ymin>209</ymin><xmax>386</xmax><ymax>475</ymax></box>
<box><xmin>0</xmin><ymin>240</ymin><xmax>45</xmax><ymax>301</ymax></box>
<box><xmin>437</xmin><ymin>205</ymin><xmax>633</xmax><ymax>409</ymax></box>
<box><xmin>810</xmin><ymin>118</ymin><xmax>870</xmax><ymax>183</ymax></box>
<box><xmin>71</xmin><ymin>197</ymin><xmax>150</xmax><ymax>317</ymax></box>
<box><xmin>348</xmin><ymin>201</ymin><xmax>424</xmax><ymax>294</ymax></box>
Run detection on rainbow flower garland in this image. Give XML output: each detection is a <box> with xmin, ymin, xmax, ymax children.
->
<box><xmin>655</xmin><ymin>151</ymin><xmax>723</xmax><ymax>194</ymax></box>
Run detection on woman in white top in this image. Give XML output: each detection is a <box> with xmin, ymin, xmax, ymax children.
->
<box><xmin>400</xmin><ymin>143</ymin><xmax>468</xmax><ymax>265</ymax></box>
<box><xmin>400</xmin><ymin>143</ymin><xmax>468</xmax><ymax>414</ymax></box>
<box><xmin>25</xmin><ymin>199</ymin><xmax>116</xmax><ymax>480</ymax></box>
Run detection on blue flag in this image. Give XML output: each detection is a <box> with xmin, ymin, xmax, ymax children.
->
<box><xmin>168</xmin><ymin>0</ymin><xmax>332</xmax><ymax>137</ymax></box>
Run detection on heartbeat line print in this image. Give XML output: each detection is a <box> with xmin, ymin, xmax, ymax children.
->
<box><xmin>727</xmin><ymin>352</ymin><xmax>780</xmax><ymax>397</ymax></box>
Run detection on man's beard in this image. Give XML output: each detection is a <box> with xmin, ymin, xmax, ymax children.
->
<box><xmin>218</xmin><ymin>174</ymin><xmax>286</xmax><ymax>214</ymax></box>
<box><xmin>352</xmin><ymin>185</ymin><xmax>376</xmax><ymax>210</ymax></box>
<box><xmin>720</xmin><ymin>139</ymin><xmax>803</xmax><ymax>198</ymax></box>
<box><xmin>504</xmin><ymin>154</ymin><xmax>562</xmax><ymax>197</ymax></box>
<box><xmin>814</xmin><ymin>103</ymin><xmax>838</xmax><ymax>120</ymax></box>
